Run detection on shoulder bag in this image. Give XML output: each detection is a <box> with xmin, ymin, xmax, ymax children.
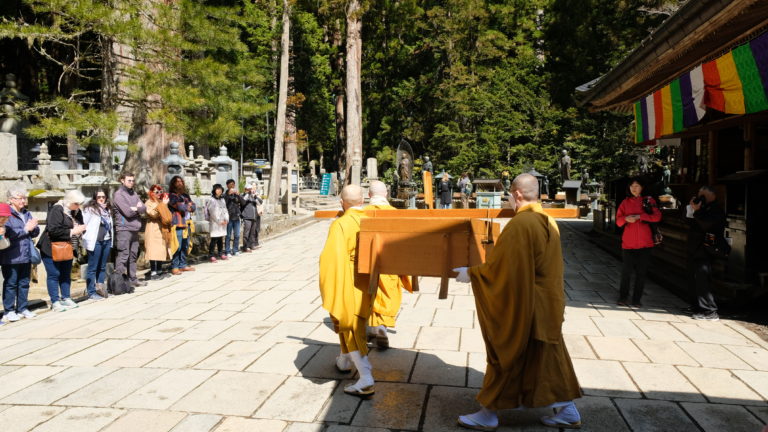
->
<box><xmin>51</xmin><ymin>241</ymin><xmax>74</xmax><ymax>262</ymax></box>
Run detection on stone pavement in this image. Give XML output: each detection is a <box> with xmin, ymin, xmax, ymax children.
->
<box><xmin>0</xmin><ymin>219</ymin><xmax>765</xmax><ymax>432</ymax></box>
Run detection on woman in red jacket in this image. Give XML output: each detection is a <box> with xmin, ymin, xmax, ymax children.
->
<box><xmin>616</xmin><ymin>178</ymin><xmax>661</xmax><ymax>307</ymax></box>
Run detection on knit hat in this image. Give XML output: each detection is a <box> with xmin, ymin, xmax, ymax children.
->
<box><xmin>0</xmin><ymin>203</ymin><xmax>11</xmax><ymax>217</ymax></box>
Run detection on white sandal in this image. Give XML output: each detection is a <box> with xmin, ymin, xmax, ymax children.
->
<box><xmin>457</xmin><ymin>415</ymin><xmax>497</xmax><ymax>431</ymax></box>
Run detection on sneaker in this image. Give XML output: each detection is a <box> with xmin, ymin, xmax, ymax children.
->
<box><xmin>210</xmin><ymin>257</ymin><xmax>218</xmax><ymax>263</ymax></box>
<box><xmin>88</xmin><ymin>293</ymin><xmax>105</xmax><ymax>301</ymax></box>
<box><xmin>160</xmin><ymin>272</ymin><xmax>172</xmax><ymax>279</ymax></box>
<box><xmin>227</xmin><ymin>253</ymin><xmax>233</xmax><ymax>258</ymax></box>
<box><xmin>4</xmin><ymin>311</ymin><xmax>20</xmax><ymax>322</ymax></box>
<box><xmin>150</xmin><ymin>273</ymin><xmax>163</xmax><ymax>281</ymax></box>
<box><xmin>95</xmin><ymin>283</ymin><xmax>108</xmax><ymax>297</ymax></box>
<box><xmin>245</xmin><ymin>248</ymin><xmax>253</xmax><ymax>253</ymax></box>
<box><xmin>19</xmin><ymin>309</ymin><xmax>36</xmax><ymax>319</ymax></box>
<box><xmin>61</xmin><ymin>298</ymin><xmax>79</xmax><ymax>309</ymax></box>
<box><xmin>220</xmin><ymin>255</ymin><xmax>228</xmax><ymax>261</ymax></box>
<box><xmin>51</xmin><ymin>301</ymin><xmax>68</xmax><ymax>312</ymax></box>
<box><xmin>131</xmin><ymin>280</ymin><xmax>148</xmax><ymax>287</ymax></box>
<box><xmin>692</xmin><ymin>312</ymin><xmax>719</xmax><ymax>321</ymax></box>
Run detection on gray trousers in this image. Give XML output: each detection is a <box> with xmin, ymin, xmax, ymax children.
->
<box><xmin>115</xmin><ymin>230</ymin><xmax>139</xmax><ymax>282</ymax></box>
<box><xmin>243</xmin><ymin>217</ymin><xmax>260</xmax><ymax>249</ymax></box>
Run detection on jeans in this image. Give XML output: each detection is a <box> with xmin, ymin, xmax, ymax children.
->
<box><xmin>115</xmin><ymin>231</ymin><xmax>139</xmax><ymax>283</ymax></box>
<box><xmin>619</xmin><ymin>248</ymin><xmax>652</xmax><ymax>304</ymax></box>
<box><xmin>171</xmin><ymin>228</ymin><xmax>188</xmax><ymax>270</ymax></box>
<box><xmin>225</xmin><ymin>219</ymin><xmax>241</xmax><ymax>255</ymax></box>
<box><xmin>42</xmin><ymin>256</ymin><xmax>72</xmax><ymax>303</ymax></box>
<box><xmin>2</xmin><ymin>263</ymin><xmax>31</xmax><ymax>313</ymax></box>
<box><xmin>86</xmin><ymin>240</ymin><xmax>111</xmax><ymax>296</ymax></box>
<box><xmin>441</xmin><ymin>203</ymin><xmax>451</xmax><ymax>209</ymax></box>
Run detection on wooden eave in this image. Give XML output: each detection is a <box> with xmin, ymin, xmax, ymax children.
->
<box><xmin>579</xmin><ymin>0</ymin><xmax>768</xmax><ymax>113</ymax></box>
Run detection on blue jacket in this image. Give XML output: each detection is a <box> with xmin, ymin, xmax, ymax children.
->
<box><xmin>0</xmin><ymin>207</ymin><xmax>40</xmax><ymax>265</ymax></box>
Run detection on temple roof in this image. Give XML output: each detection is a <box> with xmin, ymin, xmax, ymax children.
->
<box><xmin>578</xmin><ymin>0</ymin><xmax>768</xmax><ymax>112</ymax></box>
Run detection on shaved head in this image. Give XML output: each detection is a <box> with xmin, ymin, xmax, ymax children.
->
<box><xmin>368</xmin><ymin>180</ymin><xmax>388</xmax><ymax>198</ymax></box>
<box><xmin>341</xmin><ymin>184</ymin><xmax>364</xmax><ymax>208</ymax></box>
<box><xmin>512</xmin><ymin>174</ymin><xmax>539</xmax><ymax>202</ymax></box>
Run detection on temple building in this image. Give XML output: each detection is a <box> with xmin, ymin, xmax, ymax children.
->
<box><xmin>578</xmin><ymin>0</ymin><xmax>768</xmax><ymax>300</ymax></box>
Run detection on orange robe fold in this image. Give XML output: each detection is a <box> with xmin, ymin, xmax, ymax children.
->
<box><xmin>469</xmin><ymin>202</ymin><xmax>581</xmax><ymax>409</ymax></box>
<box><xmin>319</xmin><ymin>207</ymin><xmax>372</xmax><ymax>354</ymax></box>
<box><xmin>363</xmin><ymin>203</ymin><xmax>413</xmax><ymax>327</ymax></box>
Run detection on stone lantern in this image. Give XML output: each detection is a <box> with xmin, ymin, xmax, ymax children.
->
<box><xmin>161</xmin><ymin>141</ymin><xmax>188</xmax><ymax>185</ymax></box>
<box><xmin>211</xmin><ymin>145</ymin><xmax>234</xmax><ymax>185</ymax></box>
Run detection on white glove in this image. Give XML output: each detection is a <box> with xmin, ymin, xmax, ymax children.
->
<box><xmin>453</xmin><ymin>267</ymin><xmax>470</xmax><ymax>283</ymax></box>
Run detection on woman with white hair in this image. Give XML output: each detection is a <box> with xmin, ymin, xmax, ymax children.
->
<box><xmin>37</xmin><ymin>189</ymin><xmax>86</xmax><ymax>311</ymax></box>
<box><xmin>1</xmin><ymin>188</ymin><xmax>40</xmax><ymax>322</ymax></box>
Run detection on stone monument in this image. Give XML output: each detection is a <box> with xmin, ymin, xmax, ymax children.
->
<box><xmin>161</xmin><ymin>141</ymin><xmax>189</xmax><ymax>185</ymax></box>
<box><xmin>366</xmin><ymin>157</ymin><xmax>378</xmax><ymax>180</ymax></box>
<box><xmin>211</xmin><ymin>145</ymin><xmax>234</xmax><ymax>185</ymax></box>
<box><xmin>559</xmin><ymin>149</ymin><xmax>572</xmax><ymax>181</ymax></box>
<box><xmin>351</xmin><ymin>148</ymin><xmax>362</xmax><ymax>185</ymax></box>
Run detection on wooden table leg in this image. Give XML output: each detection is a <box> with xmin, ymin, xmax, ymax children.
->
<box><xmin>439</xmin><ymin>233</ymin><xmax>450</xmax><ymax>299</ymax></box>
<box><xmin>411</xmin><ymin>275</ymin><xmax>420</xmax><ymax>292</ymax></box>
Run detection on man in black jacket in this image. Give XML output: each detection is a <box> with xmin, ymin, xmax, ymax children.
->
<box><xmin>686</xmin><ymin>185</ymin><xmax>726</xmax><ymax>321</ymax></box>
<box><xmin>224</xmin><ymin>179</ymin><xmax>245</xmax><ymax>256</ymax></box>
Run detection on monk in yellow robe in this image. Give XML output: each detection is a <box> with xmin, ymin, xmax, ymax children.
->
<box><xmin>363</xmin><ymin>180</ymin><xmax>413</xmax><ymax>349</ymax></box>
<box><xmin>319</xmin><ymin>184</ymin><xmax>375</xmax><ymax>396</ymax></box>
<box><xmin>454</xmin><ymin>174</ymin><xmax>582</xmax><ymax>430</ymax></box>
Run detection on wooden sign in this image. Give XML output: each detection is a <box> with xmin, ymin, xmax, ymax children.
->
<box><xmin>357</xmin><ymin>217</ymin><xmax>500</xmax><ymax>299</ymax></box>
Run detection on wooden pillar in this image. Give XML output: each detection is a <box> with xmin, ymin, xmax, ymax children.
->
<box><xmin>707</xmin><ymin>130</ymin><xmax>717</xmax><ymax>183</ymax></box>
<box><xmin>744</xmin><ymin>121</ymin><xmax>754</xmax><ymax>171</ymax></box>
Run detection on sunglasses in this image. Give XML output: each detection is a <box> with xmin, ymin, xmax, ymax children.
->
<box><xmin>96</xmin><ymin>195</ymin><xmax>107</xmax><ymax>199</ymax></box>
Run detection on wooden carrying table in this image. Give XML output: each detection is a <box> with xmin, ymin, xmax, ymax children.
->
<box><xmin>357</xmin><ymin>217</ymin><xmax>500</xmax><ymax>299</ymax></box>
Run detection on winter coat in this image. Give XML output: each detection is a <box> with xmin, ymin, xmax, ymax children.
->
<box><xmin>144</xmin><ymin>199</ymin><xmax>173</xmax><ymax>261</ymax></box>
<box><xmin>438</xmin><ymin>180</ymin><xmax>453</xmax><ymax>204</ymax></box>
<box><xmin>168</xmin><ymin>192</ymin><xmax>196</xmax><ymax>227</ymax></box>
<box><xmin>37</xmin><ymin>204</ymin><xmax>83</xmax><ymax>258</ymax></box>
<box><xmin>225</xmin><ymin>190</ymin><xmax>245</xmax><ymax>220</ymax></box>
<box><xmin>241</xmin><ymin>193</ymin><xmax>262</xmax><ymax>220</ymax></box>
<box><xmin>616</xmin><ymin>196</ymin><xmax>662</xmax><ymax>249</ymax></box>
<box><xmin>205</xmin><ymin>196</ymin><xmax>229</xmax><ymax>238</ymax></box>
<box><xmin>82</xmin><ymin>206</ymin><xmax>113</xmax><ymax>251</ymax></box>
<box><xmin>0</xmin><ymin>207</ymin><xmax>40</xmax><ymax>265</ymax></box>
<box><xmin>687</xmin><ymin>200</ymin><xmax>726</xmax><ymax>259</ymax></box>
<box><xmin>113</xmin><ymin>185</ymin><xmax>146</xmax><ymax>232</ymax></box>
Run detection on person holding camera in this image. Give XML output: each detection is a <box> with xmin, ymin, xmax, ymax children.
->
<box><xmin>144</xmin><ymin>185</ymin><xmax>173</xmax><ymax>280</ymax></box>
<box><xmin>615</xmin><ymin>178</ymin><xmax>661</xmax><ymax>307</ymax></box>
<box><xmin>38</xmin><ymin>190</ymin><xmax>86</xmax><ymax>312</ymax></box>
<box><xmin>685</xmin><ymin>185</ymin><xmax>725</xmax><ymax>321</ymax></box>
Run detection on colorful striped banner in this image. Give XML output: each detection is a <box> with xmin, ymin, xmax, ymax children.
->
<box><xmin>634</xmin><ymin>31</ymin><xmax>768</xmax><ymax>143</ymax></box>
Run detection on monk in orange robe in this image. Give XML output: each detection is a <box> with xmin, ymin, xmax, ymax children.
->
<box><xmin>454</xmin><ymin>173</ymin><xmax>582</xmax><ymax>430</ymax></box>
<box><xmin>319</xmin><ymin>184</ymin><xmax>375</xmax><ymax>396</ymax></box>
<box><xmin>363</xmin><ymin>180</ymin><xmax>412</xmax><ymax>349</ymax></box>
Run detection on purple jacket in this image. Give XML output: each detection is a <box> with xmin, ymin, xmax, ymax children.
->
<box><xmin>113</xmin><ymin>185</ymin><xmax>146</xmax><ymax>232</ymax></box>
<box><xmin>0</xmin><ymin>207</ymin><xmax>40</xmax><ymax>265</ymax></box>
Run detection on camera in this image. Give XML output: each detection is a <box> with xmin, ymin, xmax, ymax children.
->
<box><xmin>692</xmin><ymin>195</ymin><xmax>705</xmax><ymax>205</ymax></box>
<box><xmin>642</xmin><ymin>197</ymin><xmax>655</xmax><ymax>215</ymax></box>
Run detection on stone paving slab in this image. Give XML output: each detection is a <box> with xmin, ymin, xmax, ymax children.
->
<box><xmin>0</xmin><ymin>219</ymin><xmax>763</xmax><ymax>431</ymax></box>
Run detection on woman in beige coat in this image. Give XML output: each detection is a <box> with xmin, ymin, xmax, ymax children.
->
<box><xmin>144</xmin><ymin>185</ymin><xmax>173</xmax><ymax>280</ymax></box>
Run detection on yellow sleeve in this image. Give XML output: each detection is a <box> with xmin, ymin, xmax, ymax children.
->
<box><xmin>319</xmin><ymin>219</ymin><xmax>357</xmax><ymax>331</ymax></box>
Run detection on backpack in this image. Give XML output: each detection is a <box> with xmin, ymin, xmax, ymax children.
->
<box><xmin>107</xmin><ymin>272</ymin><xmax>134</xmax><ymax>295</ymax></box>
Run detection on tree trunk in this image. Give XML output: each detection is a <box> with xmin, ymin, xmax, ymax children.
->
<box><xmin>284</xmin><ymin>37</ymin><xmax>298</xmax><ymax>169</ymax></box>
<box><xmin>345</xmin><ymin>0</ymin><xmax>363</xmax><ymax>185</ymax></box>
<box><xmin>331</xmin><ymin>21</ymin><xmax>345</xmax><ymax>174</ymax></box>
<box><xmin>268</xmin><ymin>0</ymin><xmax>291</xmax><ymax>210</ymax></box>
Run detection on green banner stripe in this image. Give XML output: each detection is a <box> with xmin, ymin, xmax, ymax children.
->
<box><xmin>733</xmin><ymin>44</ymin><xmax>768</xmax><ymax>113</ymax></box>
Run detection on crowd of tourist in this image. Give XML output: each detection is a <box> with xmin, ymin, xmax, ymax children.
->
<box><xmin>0</xmin><ymin>173</ymin><xmax>263</xmax><ymax>323</ymax></box>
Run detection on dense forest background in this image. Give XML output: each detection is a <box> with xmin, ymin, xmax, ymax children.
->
<box><xmin>0</xmin><ymin>0</ymin><xmax>684</xmax><ymax>186</ymax></box>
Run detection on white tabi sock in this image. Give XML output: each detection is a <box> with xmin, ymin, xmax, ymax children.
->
<box><xmin>336</xmin><ymin>352</ymin><xmax>352</xmax><ymax>371</ymax></box>
<box><xmin>458</xmin><ymin>406</ymin><xmax>498</xmax><ymax>429</ymax></box>
<box><xmin>346</xmin><ymin>351</ymin><xmax>374</xmax><ymax>390</ymax></box>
